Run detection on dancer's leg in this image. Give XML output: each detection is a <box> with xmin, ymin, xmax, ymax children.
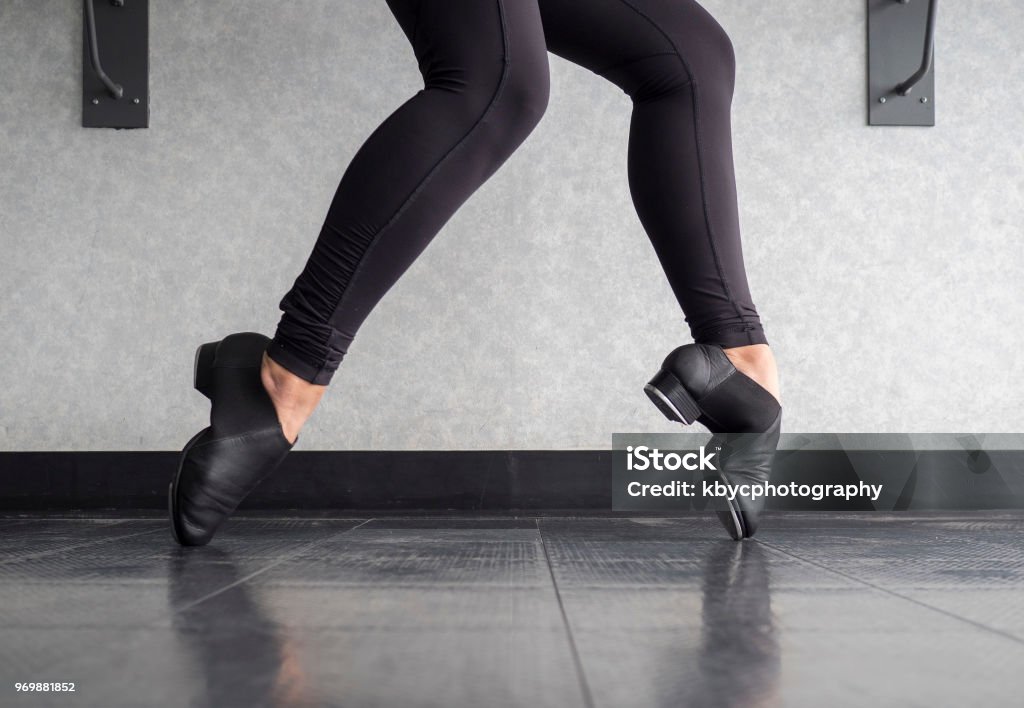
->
<box><xmin>539</xmin><ymin>0</ymin><xmax>778</xmax><ymax>399</ymax></box>
<box><xmin>264</xmin><ymin>0</ymin><xmax>550</xmax><ymax>439</ymax></box>
<box><xmin>173</xmin><ymin>1</ymin><xmax>551</xmax><ymax>544</ymax></box>
<box><xmin>270</xmin><ymin>0</ymin><xmax>549</xmax><ymax>384</ymax></box>
<box><xmin>540</xmin><ymin>0</ymin><xmax>780</xmax><ymax>539</ymax></box>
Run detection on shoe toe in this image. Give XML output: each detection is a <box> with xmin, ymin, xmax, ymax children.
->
<box><xmin>171</xmin><ymin>427</ymin><xmax>291</xmax><ymax>547</ymax></box>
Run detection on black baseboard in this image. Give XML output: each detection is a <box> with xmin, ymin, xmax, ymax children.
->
<box><xmin>2</xmin><ymin>446</ymin><xmax>1023</xmax><ymax>511</ymax></box>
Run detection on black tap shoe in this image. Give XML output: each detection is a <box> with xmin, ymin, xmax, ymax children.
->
<box><xmin>645</xmin><ymin>344</ymin><xmax>781</xmax><ymax>540</ymax></box>
<box><xmin>170</xmin><ymin>333</ymin><xmax>294</xmax><ymax>546</ymax></box>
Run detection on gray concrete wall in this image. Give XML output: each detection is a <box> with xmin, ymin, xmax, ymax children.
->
<box><xmin>1</xmin><ymin>1</ymin><xmax>1021</xmax><ymax>451</ymax></box>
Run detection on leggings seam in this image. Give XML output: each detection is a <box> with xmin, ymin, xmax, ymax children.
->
<box><xmin>613</xmin><ymin>0</ymin><xmax>745</xmax><ymax>324</ymax></box>
<box><xmin>317</xmin><ymin>0</ymin><xmax>512</xmax><ymax>363</ymax></box>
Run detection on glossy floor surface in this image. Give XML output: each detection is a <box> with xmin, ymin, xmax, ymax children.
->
<box><xmin>2</xmin><ymin>513</ymin><xmax>1023</xmax><ymax>707</ymax></box>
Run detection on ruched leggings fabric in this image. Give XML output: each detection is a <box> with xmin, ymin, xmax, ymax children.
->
<box><xmin>268</xmin><ymin>0</ymin><xmax>768</xmax><ymax>386</ymax></box>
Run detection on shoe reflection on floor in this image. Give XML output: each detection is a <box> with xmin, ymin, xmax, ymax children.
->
<box><xmin>162</xmin><ymin>532</ymin><xmax>779</xmax><ymax>707</ymax></box>
<box><xmin>697</xmin><ymin>541</ymin><xmax>781</xmax><ymax>708</ymax></box>
<box><xmin>167</xmin><ymin>549</ymin><xmax>316</xmax><ymax>707</ymax></box>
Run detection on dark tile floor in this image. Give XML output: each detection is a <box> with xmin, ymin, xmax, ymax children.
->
<box><xmin>1</xmin><ymin>512</ymin><xmax>1023</xmax><ymax>707</ymax></box>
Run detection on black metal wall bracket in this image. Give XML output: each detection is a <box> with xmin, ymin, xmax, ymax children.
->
<box><xmin>82</xmin><ymin>0</ymin><xmax>149</xmax><ymax>128</ymax></box>
<box><xmin>868</xmin><ymin>0</ymin><xmax>937</xmax><ymax>126</ymax></box>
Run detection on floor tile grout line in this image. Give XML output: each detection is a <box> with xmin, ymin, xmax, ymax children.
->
<box><xmin>537</xmin><ymin>519</ymin><xmax>596</xmax><ymax>708</ymax></box>
<box><xmin>0</xmin><ymin>525</ymin><xmax>166</xmax><ymax>565</ymax></box>
<box><xmin>171</xmin><ymin>518</ymin><xmax>375</xmax><ymax>616</ymax></box>
<box><xmin>758</xmin><ymin>540</ymin><xmax>1024</xmax><ymax>646</ymax></box>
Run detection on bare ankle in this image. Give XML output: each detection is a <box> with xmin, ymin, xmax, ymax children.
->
<box><xmin>260</xmin><ymin>353</ymin><xmax>326</xmax><ymax>443</ymax></box>
<box><xmin>723</xmin><ymin>344</ymin><xmax>782</xmax><ymax>405</ymax></box>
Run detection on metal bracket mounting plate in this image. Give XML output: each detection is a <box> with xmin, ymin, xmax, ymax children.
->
<box><xmin>82</xmin><ymin>0</ymin><xmax>149</xmax><ymax>128</ymax></box>
<box><xmin>868</xmin><ymin>0</ymin><xmax>935</xmax><ymax>126</ymax></box>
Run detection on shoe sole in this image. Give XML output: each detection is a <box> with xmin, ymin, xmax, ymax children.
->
<box><xmin>643</xmin><ymin>369</ymin><xmax>701</xmax><ymax>425</ymax></box>
<box><xmin>645</xmin><ymin>368</ymin><xmax>747</xmax><ymax>541</ymax></box>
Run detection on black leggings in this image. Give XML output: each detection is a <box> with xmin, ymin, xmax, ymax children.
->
<box><xmin>268</xmin><ymin>0</ymin><xmax>767</xmax><ymax>386</ymax></box>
